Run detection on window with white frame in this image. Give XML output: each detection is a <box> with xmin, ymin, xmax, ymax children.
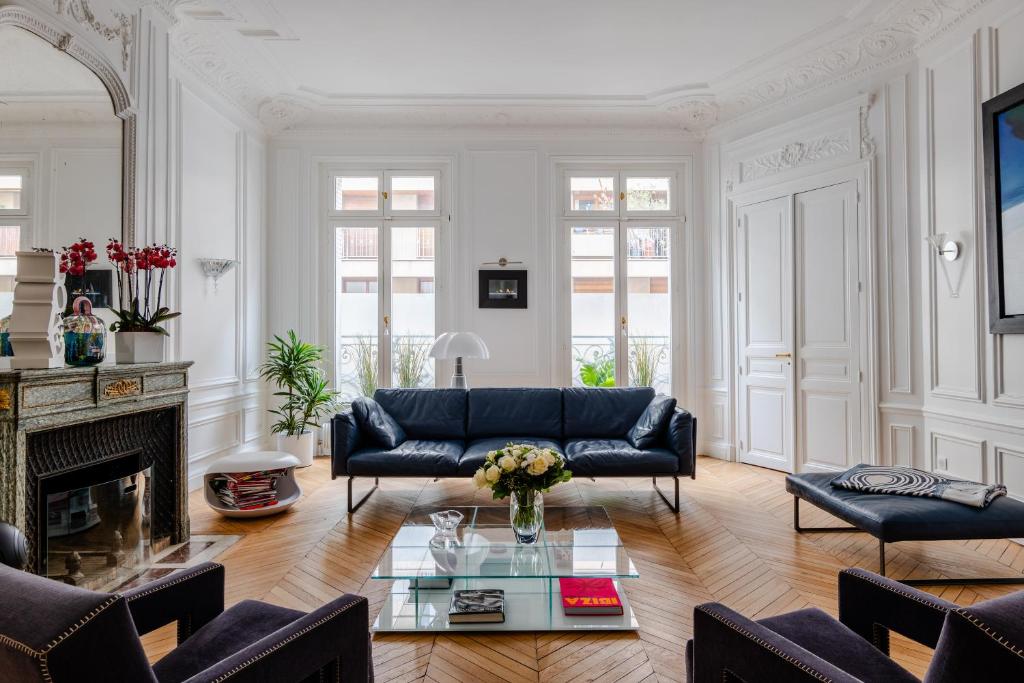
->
<box><xmin>329</xmin><ymin>169</ymin><xmax>442</xmax><ymax>400</ymax></box>
<box><xmin>562</xmin><ymin>168</ymin><xmax>680</xmax><ymax>395</ymax></box>
<box><xmin>0</xmin><ymin>168</ymin><xmax>31</xmax><ymax>320</ymax></box>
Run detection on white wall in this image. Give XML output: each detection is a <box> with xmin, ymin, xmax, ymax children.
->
<box><xmin>268</xmin><ymin>132</ymin><xmax>701</xmax><ymax>404</ymax></box>
<box><xmin>702</xmin><ymin>0</ymin><xmax>1024</xmax><ymax>496</ymax></box>
<box><xmin>170</xmin><ymin>69</ymin><xmax>267</xmax><ymax>488</ymax></box>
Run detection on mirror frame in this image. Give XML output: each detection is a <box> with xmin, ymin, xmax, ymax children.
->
<box><xmin>0</xmin><ymin>5</ymin><xmax>136</xmax><ymax>246</ymax></box>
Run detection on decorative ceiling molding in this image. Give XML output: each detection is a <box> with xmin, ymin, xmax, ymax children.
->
<box><xmin>740</xmin><ymin>133</ymin><xmax>852</xmax><ymax>182</ymax></box>
<box><xmin>53</xmin><ymin>0</ymin><xmax>135</xmax><ymax>71</ymax></box>
<box><xmin>166</xmin><ymin>0</ymin><xmax>992</xmax><ymax>134</ymax></box>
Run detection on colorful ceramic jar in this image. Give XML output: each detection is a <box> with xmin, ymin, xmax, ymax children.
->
<box><xmin>0</xmin><ymin>315</ymin><xmax>11</xmax><ymax>358</ymax></box>
<box><xmin>62</xmin><ymin>296</ymin><xmax>106</xmax><ymax>366</ymax></box>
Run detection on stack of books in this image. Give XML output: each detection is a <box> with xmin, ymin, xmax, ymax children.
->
<box><xmin>448</xmin><ymin>589</ymin><xmax>505</xmax><ymax>623</ymax></box>
<box><xmin>211</xmin><ymin>469</ymin><xmax>286</xmax><ymax>511</ymax></box>
<box><xmin>559</xmin><ymin>577</ymin><xmax>624</xmax><ymax>616</ymax></box>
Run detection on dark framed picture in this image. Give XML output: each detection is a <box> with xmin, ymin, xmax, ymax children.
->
<box><xmin>982</xmin><ymin>80</ymin><xmax>1024</xmax><ymax>333</ymax></box>
<box><xmin>478</xmin><ymin>269</ymin><xmax>527</xmax><ymax>309</ymax></box>
<box><xmin>63</xmin><ymin>268</ymin><xmax>114</xmax><ymax>311</ymax></box>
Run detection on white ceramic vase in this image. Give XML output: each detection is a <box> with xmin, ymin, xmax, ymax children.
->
<box><xmin>276</xmin><ymin>431</ymin><xmax>317</xmax><ymax>467</ymax></box>
<box><xmin>116</xmin><ymin>331</ymin><xmax>166</xmax><ymax>364</ymax></box>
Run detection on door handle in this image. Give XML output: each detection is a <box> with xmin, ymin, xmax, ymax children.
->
<box><xmin>774</xmin><ymin>352</ymin><xmax>792</xmax><ymax>359</ymax></box>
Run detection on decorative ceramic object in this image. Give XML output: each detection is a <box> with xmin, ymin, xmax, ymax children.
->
<box><xmin>0</xmin><ymin>315</ymin><xmax>12</xmax><ymax>369</ymax></box>
<box><xmin>115</xmin><ymin>331</ymin><xmax>165</xmax><ymax>364</ymax></box>
<box><xmin>9</xmin><ymin>251</ymin><xmax>66</xmax><ymax>369</ymax></box>
<box><xmin>276</xmin><ymin>431</ymin><xmax>317</xmax><ymax>467</ymax></box>
<box><xmin>203</xmin><ymin>450</ymin><xmax>302</xmax><ymax>518</ymax></box>
<box><xmin>62</xmin><ymin>296</ymin><xmax>106</xmax><ymax>366</ymax></box>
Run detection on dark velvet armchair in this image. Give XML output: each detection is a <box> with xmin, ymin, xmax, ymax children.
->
<box><xmin>0</xmin><ymin>561</ymin><xmax>372</xmax><ymax>682</ymax></box>
<box><xmin>687</xmin><ymin>567</ymin><xmax>1024</xmax><ymax>682</ymax></box>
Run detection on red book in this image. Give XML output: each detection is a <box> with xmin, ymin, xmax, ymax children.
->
<box><xmin>559</xmin><ymin>578</ymin><xmax>624</xmax><ymax>616</ymax></box>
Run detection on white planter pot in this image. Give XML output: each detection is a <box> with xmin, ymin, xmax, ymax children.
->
<box><xmin>276</xmin><ymin>431</ymin><xmax>317</xmax><ymax>467</ymax></box>
<box><xmin>115</xmin><ymin>332</ymin><xmax>166</xmax><ymax>364</ymax></box>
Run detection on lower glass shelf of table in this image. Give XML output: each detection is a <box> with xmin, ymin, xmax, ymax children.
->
<box><xmin>370</xmin><ymin>506</ymin><xmax>640</xmax><ymax>632</ymax></box>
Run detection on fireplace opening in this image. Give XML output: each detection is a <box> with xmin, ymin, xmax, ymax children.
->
<box><xmin>38</xmin><ymin>451</ymin><xmax>153</xmax><ymax>590</ymax></box>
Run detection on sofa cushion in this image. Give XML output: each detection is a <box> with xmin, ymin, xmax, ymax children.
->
<box><xmin>564</xmin><ymin>438</ymin><xmax>677</xmax><ymax>477</ymax></box>
<box><xmin>626</xmin><ymin>394</ymin><xmax>677</xmax><ymax>449</ymax></box>
<box><xmin>351</xmin><ymin>396</ymin><xmax>406</xmax><ymax>449</ymax></box>
<box><xmin>562</xmin><ymin>387</ymin><xmax>655</xmax><ymax>439</ymax></box>
<box><xmin>927</xmin><ymin>592</ymin><xmax>1024</xmax><ymax>682</ymax></box>
<box><xmin>347</xmin><ymin>439</ymin><xmax>463</xmax><ymax>476</ymax></box>
<box><xmin>467</xmin><ymin>388</ymin><xmax>563</xmax><ymax>439</ymax></box>
<box><xmin>374</xmin><ymin>388</ymin><xmax>467</xmax><ymax>439</ymax></box>
<box><xmin>458</xmin><ymin>437</ymin><xmax>563</xmax><ymax>476</ymax></box>
<box><xmin>786</xmin><ymin>472</ymin><xmax>1024</xmax><ymax>542</ymax></box>
<box><xmin>758</xmin><ymin>608</ymin><xmax>918</xmax><ymax>683</ymax></box>
<box><xmin>153</xmin><ymin>599</ymin><xmax>304</xmax><ymax>683</ymax></box>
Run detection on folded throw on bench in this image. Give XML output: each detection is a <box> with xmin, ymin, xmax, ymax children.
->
<box><xmin>831</xmin><ymin>464</ymin><xmax>1006</xmax><ymax>508</ymax></box>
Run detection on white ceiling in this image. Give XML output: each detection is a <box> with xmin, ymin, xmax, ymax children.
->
<box><xmin>168</xmin><ymin>0</ymin><xmax>980</xmax><ymax>131</ymax></box>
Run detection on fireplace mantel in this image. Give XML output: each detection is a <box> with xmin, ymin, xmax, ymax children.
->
<box><xmin>0</xmin><ymin>361</ymin><xmax>193</xmax><ymax>573</ymax></box>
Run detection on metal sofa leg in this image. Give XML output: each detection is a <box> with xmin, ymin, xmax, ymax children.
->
<box><xmin>347</xmin><ymin>476</ymin><xmax>379</xmax><ymax>514</ymax></box>
<box><xmin>653</xmin><ymin>476</ymin><xmax>679</xmax><ymax>513</ymax></box>
<box><xmin>792</xmin><ymin>497</ymin><xmax>861</xmax><ymax>533</ymax></box>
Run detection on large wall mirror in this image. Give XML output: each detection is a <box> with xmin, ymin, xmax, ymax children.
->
<box><xmin>0</xmin><ymin>20</ymin><xmax>131</xmax><ymax>320</ymax></box>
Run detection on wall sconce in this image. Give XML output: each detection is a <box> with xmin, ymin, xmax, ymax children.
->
<box><xmin>197</xmin><ymin>258</ymin><xmax>238</xmax><ymax>293</ymax></box>
<box><xmin>925</xmin><ymin>233</ymin><xmax>963</xmax><ymax>298</ymax></box>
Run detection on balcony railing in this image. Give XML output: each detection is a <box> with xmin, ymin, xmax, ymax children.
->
<box><xmin>335</xmin><ymin>334</ymin><xmax>435</xmax><ymax>400</ymax></box>
<box><xmin>572</xmin><ymin>335</ymin><xmax>671</xmax><ymax>394</ymax></box>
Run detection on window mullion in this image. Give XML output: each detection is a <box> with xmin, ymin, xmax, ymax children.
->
<box><xmin>378</xmin><ymin>222</ymin><xmax>392</xmax><ymax>388</ymax></box>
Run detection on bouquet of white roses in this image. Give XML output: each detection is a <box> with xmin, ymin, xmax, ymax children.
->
<box><xmin>473</xmin><ymin>443</ymin><xmax>572</xmax><ymax>500</ymax></box>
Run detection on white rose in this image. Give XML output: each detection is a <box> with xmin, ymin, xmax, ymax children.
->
<box><xmin>485</xmin><ymin>466</ymin><xmax>501</xmax><ymax>483</ymax></box>
<box><xmin>499</xmin><ymin>455</ymin><xmax>516</xmax><ymax>471</ymax></box>
<box><xmin>510</xmin><ymin>447</ymin><xmax>523</xmax><ymax>457</ymax></box>
<box><xmin>473</xmin><ymin>468</ymin><xmax>488</xmax><ymax>488</ymax></box>
<box><xmin>542</xmin><ymin>451</ymin><xmax>557</xmax><ymax>467</ymax></box>
<box><xmin>528</xmin><ymin>458</ymin><xmax>549</xmax><ymax>475</ymax></box>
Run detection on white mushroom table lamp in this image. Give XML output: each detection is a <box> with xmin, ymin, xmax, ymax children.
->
<box><xmin>428</xmin><ymin>332</ymin><xmax>490</xmax><ymax>389</ymax></box>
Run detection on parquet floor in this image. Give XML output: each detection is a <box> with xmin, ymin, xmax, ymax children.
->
<box><xmin>141</xmin><ymin>456</ymin><xmax>1024</xmax><ymax>681</ymax></box>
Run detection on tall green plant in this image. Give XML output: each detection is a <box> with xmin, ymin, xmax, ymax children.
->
<box><xmin>259</xmin><ymin>330</ymin><xmax>337</xmax><ymax>436</ymax></box>
<box><xmin>577</xmin><ymin>352</ymin><xmax>615</xmax><ymax>387</ymax></box>
<box><xmin>354</xmin><ymin>337</ymin><xmax>377</xmax><ymax>397</ymax></box>
<box><xmin>394</xmin><ymin>335</ymin><xmax>429</xmax><ymax>388</ymax></box>
<box><xmin>629</xmin><ymin>337</ymin><xmax>663</xmax><ymax>388</ymax></box>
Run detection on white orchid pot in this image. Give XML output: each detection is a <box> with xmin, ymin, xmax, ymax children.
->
<box><xmin>115</xmin><ymin>332</ymin><xmax>166</xmax><ymax>364</ymax></box>
<box><xmin>276</xmin><ymin>431</ymin><xmax>317</xmax><ymax>467</ymax></box>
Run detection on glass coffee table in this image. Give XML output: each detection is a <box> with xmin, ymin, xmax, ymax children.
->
<box><xmin>371</xmin><ymin>505</ymin><xmax>640</xmax><ymax>632</ymax></box>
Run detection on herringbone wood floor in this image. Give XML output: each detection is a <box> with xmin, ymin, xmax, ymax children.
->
<box><xmin>141</xmin><ymin>456</ymin><xmax>1024</xmax><ymax>681</ymax></box>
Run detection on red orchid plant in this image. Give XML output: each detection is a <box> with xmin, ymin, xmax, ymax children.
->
<box><xmin>59</xmin><ymin>238</ymin><xmax>98</xmax><ymax>301</ymax></box>
<box><xmin>106</xmin><ymin>239</ymin><xmax>180</xmax><ymax>335</ymax></box>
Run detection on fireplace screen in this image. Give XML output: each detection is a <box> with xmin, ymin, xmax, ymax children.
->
<box><xmin>42</xmin><ymin>460</ymin><xmax>152</xmax><ymax>590</ymax></box>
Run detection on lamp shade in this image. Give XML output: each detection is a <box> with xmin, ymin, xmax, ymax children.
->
<box><xmin>428</xmin><ymin>332</ymin><xmax>489</xmax><ymax>360</ymax></box>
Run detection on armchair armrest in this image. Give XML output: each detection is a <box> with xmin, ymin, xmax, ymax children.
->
<box><xmin>838</xmin><ymin>567</ymin><xmax>956</xmax><ymax>653</ymax></box>
<box><xmin>123</xmin><ymin>561</ymin><xmax>225</xmax><ymax>643</ymax></box>
<box><xmin>692</xmin><ymin>603</ymin><xmax>859</xmax><ymax>682</ymax></box>
<box><xmin>331</xmin><ymin>411</ymin><xmax>362</xmax><ymax>479</ymax></box>
<box><xmin>186</xmin><ymin>593</ymin><xmax>370</xmax><ymax>683</ymax></box>
<box><xmin>666</xmin><ymin>408</ymin><xmax>696</xmax><ymax>478</ymax></box>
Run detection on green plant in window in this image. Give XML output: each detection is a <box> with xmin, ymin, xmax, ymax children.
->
<box><xmin>577</xmin><ymin>352</ymin><xmax>615</xmax><ymax>387</ymax></box>
<box><xmin>354</xmin><ymin>336</ymin><xmax>377</xmax><ymax>397</ymax></box>
<box><xmin>629</xmin><ymin>337</ymin><xmax>664</xmax><ymax>388</ymax></box>
<box><xmin>394</xmin><ymin>335</ymin><xmax>430</xmax><ymax>388</ymax></box>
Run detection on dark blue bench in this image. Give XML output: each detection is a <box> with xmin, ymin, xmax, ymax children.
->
<box><xmin>332</xmin><ymin>387</ymin><xmax>696</xmax><ymax>513</ymax></box>
<box><xmin>787</xmin><ymin>472</ymin><xmax>1024</xmax><ymax>586</ymax></box>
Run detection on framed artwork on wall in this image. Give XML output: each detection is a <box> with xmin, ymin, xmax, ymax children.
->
<box><xmin>983</xmin><ymin>80</ymin><xmax>1024</xmax><ymax>333</ymax></box>
<box><xmin>478</xmin><ymin>269</ymin><xmax>527</xmax><ymax>309</ymax></box>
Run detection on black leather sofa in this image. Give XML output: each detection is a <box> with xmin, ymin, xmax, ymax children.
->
<box><xmin>331</xmin><ymin>387</ymin><xmax>696</xmax><ymax>513</ymax></box>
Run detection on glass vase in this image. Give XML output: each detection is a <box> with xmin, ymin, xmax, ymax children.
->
<box><xmin>510</xmin><ymin>489</ymin><xmax>543</xmax><ymax>544</ymax></box>
<box><xmin>62</xmin><ymin>296</ymin><xmax>106</xmax><ymax>366</ymax></box>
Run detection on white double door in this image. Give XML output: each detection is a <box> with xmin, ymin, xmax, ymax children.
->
<box><xmin>735</xmin><ymin>180</ymin><xmax>862</xmax><ymax>473</ymax></box>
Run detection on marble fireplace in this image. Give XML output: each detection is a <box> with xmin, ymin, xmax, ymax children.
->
<box><xmin>0</xmin><ymin>362</ymin><xmax>193</xmax><ymax>578</ymax></box>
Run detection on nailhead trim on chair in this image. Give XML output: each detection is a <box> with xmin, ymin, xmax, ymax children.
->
<box><xmin>124</xmin><ymin>563</ymin><xmax>222</xmax><ymax>601</ymax></box>
<box><xmin>695</xmin><ymin>605</ymin><xmax>833</xmax><ymax>682</ymax></box>
<box><xmin>840</xmin><ymin>569</ymin><xmax>951</xmax><ymax>613</ymax></box>
<box><xmin>210</xmin><ymin>599</ymin><xmax>362</xmax><ymax>682</ymax></box>
<box><xmin>955</xmin><ymin>608</ymin><xmax>1024</xmax><ymax>660</ymax></box>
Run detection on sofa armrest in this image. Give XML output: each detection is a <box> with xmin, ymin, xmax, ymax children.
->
<box><xmin>692</xmin><ymin>603</ymin><xmax>859</xmax><ymax>682</ymax></box>
<box><xmin>123</xmin><ymin>562</ymin><xmax>225</xmax><ymax>643</ymax></box>
<box><xmin>185</xmin><ymin>594</ymin><xmax>371</xmax><ymax>683</ymax></box>
<box><xmin>666</xmin><ymin>408</ymin><xmax>696</xmax><ymax>477</ymax></box>
<box><xmin>331</xmin><ymin>411</ymin><xmax>362</xmax><ymax>479</ymax></box>
<box><xmin>838</xmin><ymin>567</ymin><xmax>956</xmax><ymax>653</ymax></box>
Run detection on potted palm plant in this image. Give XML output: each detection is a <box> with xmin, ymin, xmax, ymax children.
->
<box><xmin>259</xmin><ymin>330</ymin><xmax>338</xmax><ymax>466</ymax></box>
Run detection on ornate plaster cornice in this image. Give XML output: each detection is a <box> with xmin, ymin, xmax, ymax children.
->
<box><xmin>165</xmin><ymin>0</ymin><xmax>993</xmax><ymax>134</ymax></box>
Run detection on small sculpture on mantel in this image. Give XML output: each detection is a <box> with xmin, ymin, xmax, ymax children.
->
<box><xmin>9</xmin><ymin>250</ymin><xmax>66</xmax><ymax>369</ymax></box>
